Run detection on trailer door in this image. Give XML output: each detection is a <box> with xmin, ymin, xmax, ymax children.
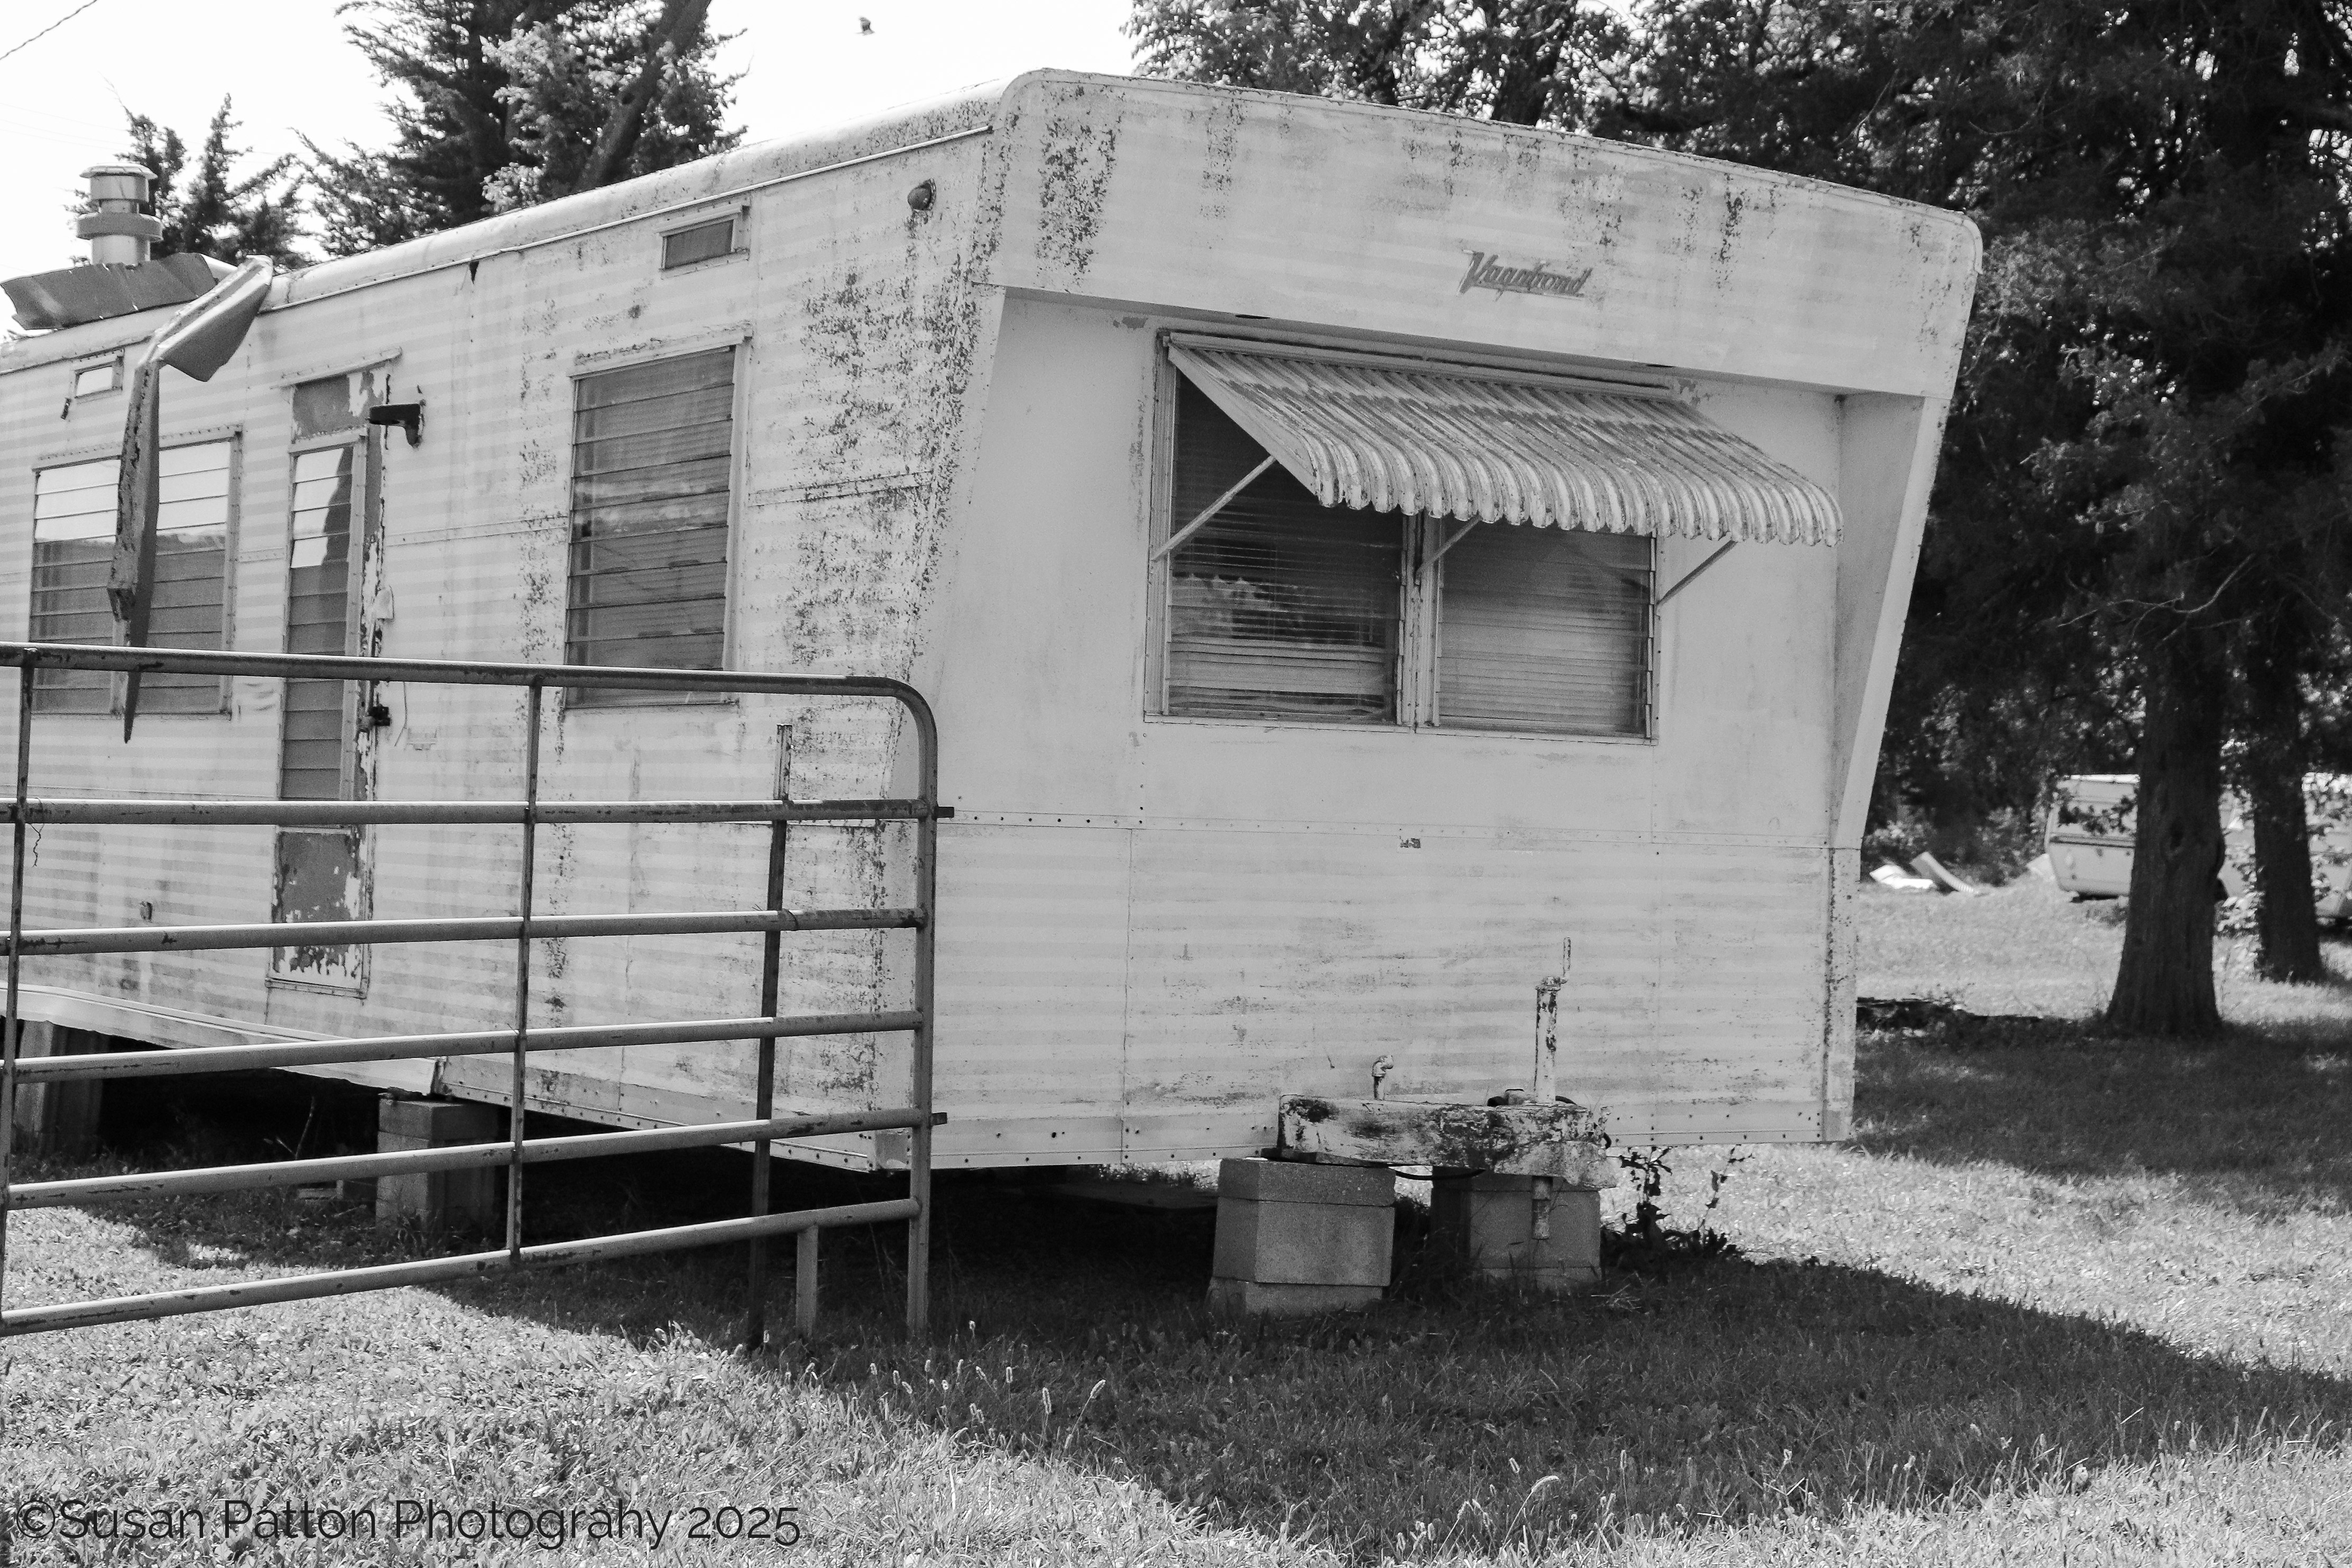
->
<box><xmin>270</xmin><ymin>373</ymin><xmax>384</xmax><ymax>993</ymax></box>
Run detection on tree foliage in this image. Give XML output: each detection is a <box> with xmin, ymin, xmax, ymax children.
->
<box><xmin>1128</xmin><ymin>1</ymin><xmax>1631</xmax><ymax>126</ymax></box>
<box><xmin>122</xmin><ymin>98</ymin><xmax>306</xmax><ymax>266</ymax></box>
<box><xmin>307</xmin><ymin>0</ymin><xmax>739</xmax><ymax>256</ymax></box>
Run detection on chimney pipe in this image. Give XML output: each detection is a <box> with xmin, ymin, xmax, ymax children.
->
<box><xmin>77</xmin><ymin>163</ymin><xmax>163</xmax><ymax>267</ymax></box>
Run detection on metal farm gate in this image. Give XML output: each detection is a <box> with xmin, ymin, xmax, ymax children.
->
<box><xmin>0</xmin><ymin>642</ymin><xmax>940</xmax><ymax>1342</ymax></box>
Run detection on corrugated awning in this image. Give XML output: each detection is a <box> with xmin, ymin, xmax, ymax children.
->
<box><xmin>1167</xmin><ymin>340</ymin><xmax>1841</xmax><ymax>547</ymax></box>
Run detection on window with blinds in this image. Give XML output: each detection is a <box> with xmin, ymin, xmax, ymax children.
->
<box><xmin>1159</xmin><ymin>366</ymin><xmax>1653</xmax><ymax>737</ymax></box>
<box><xmin>280</xmin><ymin>444</ymin><xmax>356</xmax><ymax>799</ymax></box>
<box><xmin>1436</xmin><ymin>526</ymin><xmax>1652</xmax><ymax>735</ymax></box>
<box><xmin>1165</xmin><ymin>379</ymin><xmax>1400</xmax><ymax>723</ymax></box>
<box><xmin>29</xmin><ymin>441</ymin><xmax>233</xmax><ymax>715</ymax></box>
<box><xmin>566</xmin><ymin>347</ymin><xmax>735</xmax><ymax>702</ymax></box>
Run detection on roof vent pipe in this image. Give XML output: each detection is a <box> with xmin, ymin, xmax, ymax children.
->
<box><xmin>77</xmin><ymin>163</ymin><xmax>163</xmax><ymax>267</ymax></box>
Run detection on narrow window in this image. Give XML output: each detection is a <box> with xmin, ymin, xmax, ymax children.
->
<box><xmin>661</xmin><ymin>217</ymin><xmax>735</xmax><ymax>271</ymax></box>
<box><xmin>272</xmin><ymin>375</ymin><xmax>377</xmax><ymax>993</ymax></box>
<box><xmin>565</xmin><ymin>347</ymin><xmax>735</xmax><ymax>699</ymax></box>
<box><xmin>1164</xmin><ymin>377</ymin><xmax>1400</xmax><ymax>723</ymax></box>
<box><xmin>280</xmin><ymin>444</ymin><xmax>357</xmax><ymax>798</ymax></box>
<box><xmin>1434</xmin><ymin>526</ymin><xmax>1653</xmax><ymax>736</ymax></box>
<box><xmin>29</xmin><ymin>439</ymin><xmax>234</xmax><ymax>715</ymax></box>
<box><xmin>27</xmin><ymin>458</ymin><xmax>117</xmax><ymax>713</ymax></box>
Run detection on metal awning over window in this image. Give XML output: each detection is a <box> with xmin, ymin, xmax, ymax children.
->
<box><xmin>1166</xmin><ymin>338</ymin><xmax>1841</xmax><ymax>547</ymax></box>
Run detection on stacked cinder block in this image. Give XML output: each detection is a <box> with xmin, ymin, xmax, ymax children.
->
<box><xmin>1431</xmin><ymin>1173</ymin><xmax>1602</xmax><ymax>1290</ymax></box>
<box><xmin>1207</xmin><ymin>1157</ymin><xmax>1395</xmax><ymax>1316</ymax></box>
<box><xmin>376</xmin><ymin>1096</ymin><xmax>502</xmax><ymax>1234</ymax></box>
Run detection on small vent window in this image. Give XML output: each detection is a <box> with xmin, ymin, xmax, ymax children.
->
<box><xmin>71</xmin><ymin>359</ymin><xmax>121</xmax><ymax>398</ymax></box>
<box><xmin>661</xmin><ymin>217</ymin><xmax>736</xmax><ymax>271</ymax></box>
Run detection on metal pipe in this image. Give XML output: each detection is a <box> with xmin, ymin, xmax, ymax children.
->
<box><xmin>0</xmin><ymin>641</ymin><xmax>947</xmax><ymax>1346</ymax></box>
<box><xmin>1533</xmin><ymin>944</ymin><xmax>1570</xmax><ymax>1242</ymax></box>
<box><xmin>4</xmin><ymin>797</ymin><xmax>934</xmax><ymax>827</ymax></box>
<box><xmin>1655</xmin><ymin>539</ymin><xmax>1738</xmax><ymax>607</ymax></box>
<box><xmin>0</xmin><ymin>1200</ymin><xmax>922</xmax><ymax>1336</ymax></box>
<box><xmin>508</xmin><ymin>680</ymin><xmax>542</xmax><ymax>1262</ymax></box>
<box><xmin>8</xmin><ymin>1109</ymin><xmax>939</xmax><ymax>1209</ymax></box>
<box><xmin>0</xmin><ymin>643</ymin><xmax>926</xmax><ymax>706</ymax></box>
<box><xmin>9</xmin><ymin>905</ymin><xmax>922</xmax><ymax>957</ymax></box>
<box><xmin>1</xmin><ymin>663</ymin><xmax>32</xmax><ymax>1314</ymax></box>
<box><xmin>907</xmin><ymin>688</ymin><xmax>940</xmax><ymax>1339</ymax></box>
<box><xmin>745</xmin><ymin>725</ymin><xmax>790</xmax><ymax>1351</ymax></box>
<box><xmin>13</xmin><ymin>1010</ymin><xmax>924</xmax><ymax>1083</ymax></box>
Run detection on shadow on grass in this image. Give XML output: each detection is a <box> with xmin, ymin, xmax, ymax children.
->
<box><xmin>1855</xmin><ymin>1009</ymin><xmax>2352</xmax><ymax>1217</ymax></box>
<box><xmin>35</xmin><ymin>1122</ymin><xmax>2352</xmax><ymax>1564</ymax></box>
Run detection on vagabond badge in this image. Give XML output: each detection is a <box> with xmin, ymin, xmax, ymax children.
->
<box><xmin>1459</xmin><ymin>251</ymin><xmax>1594</xmax><ymax>300</ymax></box>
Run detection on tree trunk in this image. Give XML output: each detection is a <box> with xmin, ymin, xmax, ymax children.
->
<box><xmin>2242</xmin><ymin>613</ymin><xmax>2325</xmax><ymax>981</ymax></box>
<box><xmin>2106</xmin><ymin>630</ymin><xmax>2226</xmax><ymax>1036</ymax></box>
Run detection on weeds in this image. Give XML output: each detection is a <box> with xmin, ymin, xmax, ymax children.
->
<box><xmin>1601</xmin><ymin>1147</ymin><xmax>1744</xmax><ymax>1274</ymax></box>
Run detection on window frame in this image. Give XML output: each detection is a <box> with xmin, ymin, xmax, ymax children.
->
<box><xmin>25</xmin><ymin>431</ymin><xmax>241</xmax><ymax>719</ymax></box>
<box><xmin>1146</xmin><ymin>347</ymin><xmax>1659</xmax><ymax>744</ymax></box>
<box><xmin>276</xmin><ymin>428</ymin><xmax>379</xmax><ymax>801</ymax></box>
<box><xmin>268</xmin><ymin>426</ymin><xmax>379</xmax><ymax>999</ymax></box>
<box><xmin>559</xmin><ymin>337</ymin><xmax>749</xmax><ymax>711</ymax></box>
<box><xmin>68</xmin><ymin>354</ymin><xmax>123</xmax><ymax>403</ymax></box>
<box><xmin>657</xmin><ymin>208</ymin><xmax>750</xmax><ymax>276</ymax></box>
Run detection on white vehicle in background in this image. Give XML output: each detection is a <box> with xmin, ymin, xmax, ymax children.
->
<box><xmin>2045</xmin><ymin>773</ymin><xmax>2352</xmax><ymax>917</ymax></box>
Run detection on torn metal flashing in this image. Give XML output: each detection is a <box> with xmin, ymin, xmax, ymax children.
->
<box><xmin>4</xmin><ymin>254</ymin><xmax>233</xmax><ymax>332</ymax></box>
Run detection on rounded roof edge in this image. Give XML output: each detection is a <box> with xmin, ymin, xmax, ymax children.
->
<box><xmin>997</xmin><ymin>70</ymin><xmax>1984</xmax><ymax>242</ymax></box>
<box><xmin>268</xmin><ymin>78</ymin><xmax>1016</xmax><ymax>310</ymax></box>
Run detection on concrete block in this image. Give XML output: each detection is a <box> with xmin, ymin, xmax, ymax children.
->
<box><xmin>1431</xmin><ymin>1174</ymin><xmax>1601</xmax><ymax>1291</ymax></box>
<box><xmin>9</xmin><ymin>1021</ymin><xmax>104</xmax><ymax>1160</ymax></box>
<box><xmin>1218</xmin><ymin>1157</ymin><xmax>1395</xmax><ymax>1205</ymax></box>
<box><xmin>376</xmin><ymin>1096</ymin><xmax>502</xmax><ymax>1234</ymax></box>
<box><xmin>1206</xmin><ymin>1278</ymin><xmax>1383</xmax><ymax>1318</ymax></box>
<box><xmin>1209</xmin><ymin>1157</ymin><xmax>1395</xmax><ymax>1314</ymax></box>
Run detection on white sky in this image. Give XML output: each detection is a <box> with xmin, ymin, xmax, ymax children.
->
<box><xmin>0</xmin><ymin>0</ymin><xmax>1140</xmax><ymax>284</ymax></box>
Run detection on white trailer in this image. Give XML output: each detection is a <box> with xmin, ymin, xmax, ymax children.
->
<box><xmin>0</xmin><ymin>71</ymin><xmax>1980</xmax><ymax>1172</ymax></box>
<box><xmin>2047</xmin><ymin>773</ymin><xmax>2348</xmax><ymax>915</ymax></box>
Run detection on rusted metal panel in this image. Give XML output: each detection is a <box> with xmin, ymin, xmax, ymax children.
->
<box><xmin>1277</xmin><ymin>1096</ymin><xmax>1615</xmax><ymax>1185</ymax></box>
<box><xmin>269</xmin><ymin>827</ymin><xmax>366</xmax><ymax>989</ymax></box>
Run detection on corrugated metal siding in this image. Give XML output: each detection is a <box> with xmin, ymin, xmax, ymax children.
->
<box><xmin>0</xmin><ymin>124</ymin><xmax>998</xmax><ymax>1146</ymax></box>
<box><xmin>1170</xmin><ymin>342</ymin><xmax>1842</xmax><ymax>545</ymax></box>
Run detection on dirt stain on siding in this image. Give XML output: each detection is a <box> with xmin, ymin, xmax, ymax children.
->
<box><xmin>1035</xmin><ymin>110</ymin><xmax>1117</xmax><ymax>282</ymax></box>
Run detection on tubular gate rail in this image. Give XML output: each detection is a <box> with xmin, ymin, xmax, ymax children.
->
<box><xmin>0</xmin><ymin>643</ymin><xmax>940</xmax><ymax>1341</ymax></box>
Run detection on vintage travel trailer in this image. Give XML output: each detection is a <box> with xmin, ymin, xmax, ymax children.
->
<box><xmin>0</xmin><ymin>71</ymin><xmax>1980</xmax><ymax>1173</ymax></box>
<box><xmin>2046</xmin><ymin>773</ymin><xmax>2349</xmax><ymax>915</ymax></box>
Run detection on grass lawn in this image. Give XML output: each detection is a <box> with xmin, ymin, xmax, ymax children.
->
<box><xmin>4</xmin><ymin>886</ymin><xmax>2351</xmax><ymax>1564</ymax></box>
<box><xmin>1855</xmin><ymin>873</ymin><xmax>2352</xmax><ymax>1026</ymax></box>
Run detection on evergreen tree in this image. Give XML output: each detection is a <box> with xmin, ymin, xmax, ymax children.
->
<box><xmin>306</xmin><ymin>0</ymin><xmax>738</xmax><ymax>256</ymax></box>
<box><xmin>1128</xmin><ymin>1</ymin><xmax>1630</xmax><ymax>126</ymax></box>
<box><xmin>122</xmin><ymin>98</ymin><xmax>306</xmax><ymax>266</ymax></box>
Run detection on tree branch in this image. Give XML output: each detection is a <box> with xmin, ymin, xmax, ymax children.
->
<box><xmin>582</xmin><ymin>0</ymin><xmax>713</xmax><ymax>192</ymax></box>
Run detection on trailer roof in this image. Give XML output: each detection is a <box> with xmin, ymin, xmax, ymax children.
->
<box><xmin>3</xmin><ymin>71</ymin><xmax>1977</xmax><ymax>380</ymax></box>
